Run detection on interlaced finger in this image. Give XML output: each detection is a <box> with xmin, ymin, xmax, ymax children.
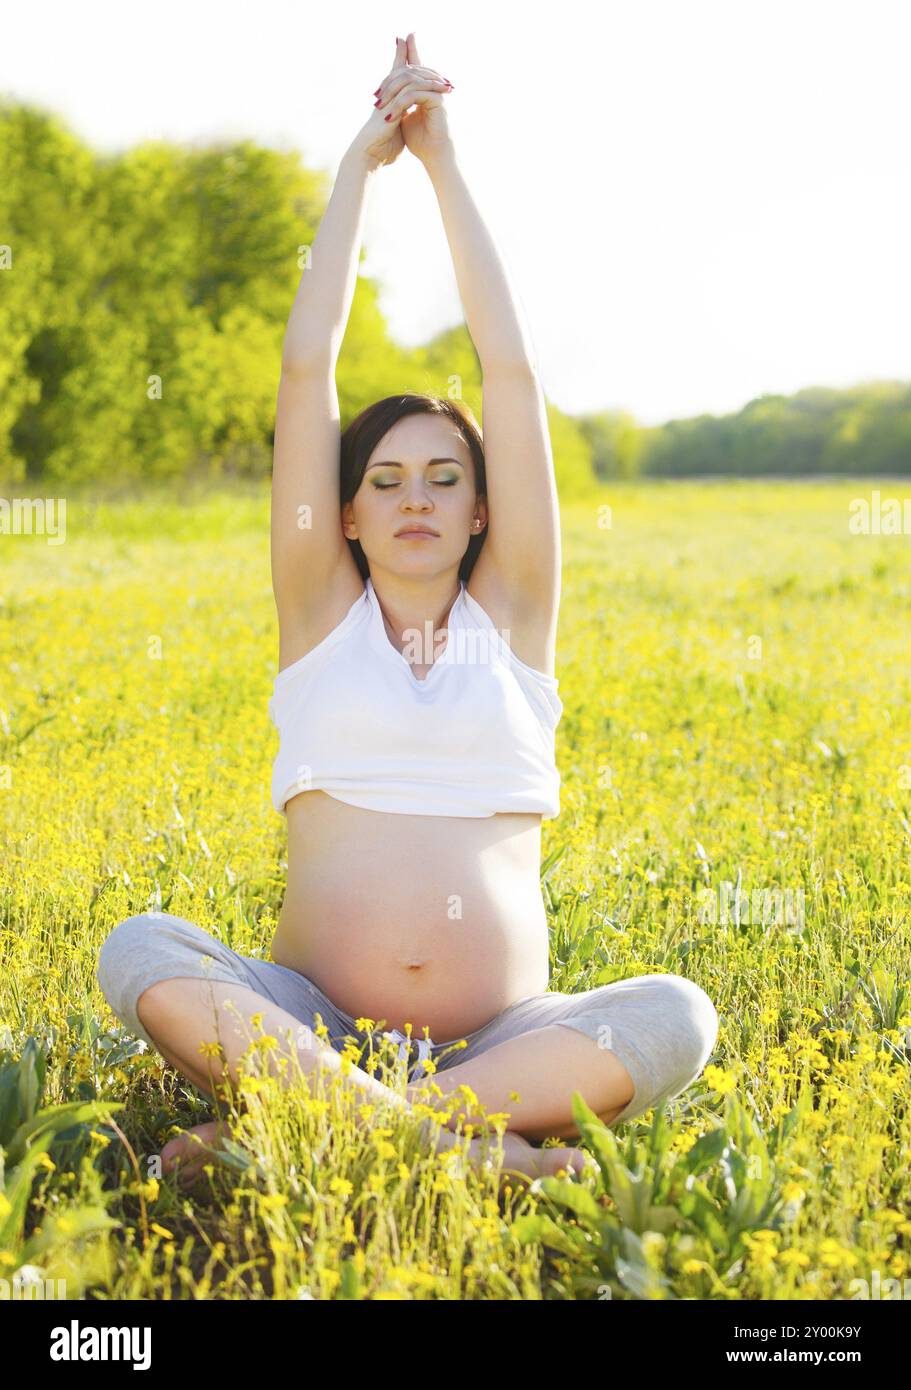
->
<box><xmin>375</xmin><ymin>64</ymin><xmax>451</xmax><ymax>106</ymax></box>
<box><xmin>381</xmin><ymin>83</ymin><xmax>446</xmax><ymax>123</ymax></box>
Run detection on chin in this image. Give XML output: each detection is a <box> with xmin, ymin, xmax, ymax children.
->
<box><xmin>384</xmin><ymin>547</ymin><xmax>454</xmax><ymax>574</ymax></box>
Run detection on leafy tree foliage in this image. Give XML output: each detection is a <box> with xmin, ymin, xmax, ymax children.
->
<box><xmin>2</xmin><ymin>101</ymin><xmax>907</xmax><ymax>490</ymax></box>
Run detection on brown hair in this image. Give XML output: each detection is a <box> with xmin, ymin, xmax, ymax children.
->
<box><xmin>339</xmin><ymin>393</ymin><xmax>487</xmax><ymax>582</ymax></box>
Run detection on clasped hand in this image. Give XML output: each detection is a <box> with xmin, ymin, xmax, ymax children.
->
<box><xmin>351</xmin><ymin>32</ymin><xmax>454</xmax><ymax>171</ymax></box>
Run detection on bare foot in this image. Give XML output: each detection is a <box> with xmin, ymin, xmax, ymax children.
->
<box><xmin>496</xmin><ymin>1130</ymin><xmax>595</xmax><ymax>1184</ymax></box>
<box><xmin>456</xmin><ymin>1129</ymin><xmax>595</xmax><ymax>1189</ymax></box>
<box><xmin>159</xmin><ymin>1118</ymin><xmax>595</xmax><ymax>1194</ymax></box>
<box><xmin>160</xmin><ymin>1119</ymin><xmax>232</xmax><ymax>1189</ymax></box>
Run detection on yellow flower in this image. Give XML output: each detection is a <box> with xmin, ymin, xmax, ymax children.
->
<box><xmin>329</xmin><ymin>1177</ymin><xmax>353</xmax><ymax>1200</ymax></box>
<box><xmin>779</xmin><ymin>1248</ymin><xmax>810</xmax><ymax>1268</ymax></box>
<box><xmin>150</xmin><ymin>1222</ymin><xmax>173</xmax><ymax>1239</ymax></box>
<box><xmin>703</xmin><ymin>1064</ymin><xmax>737</xmax><ymax>1095</ymax></box>
<box><xmin>781</xmin><ymin>1183</ymin><xmax>806</xmax><ymax>1203</ymax></box>
<box><xmin>818</xmin><ymin>1239</ymin><xmax>857</xmax><ymax>1270</ymax></box>
<box><xmin>260</xmin><ymin>1193</ymin><xmax>289</xmax><ymax>1211</ymax></box>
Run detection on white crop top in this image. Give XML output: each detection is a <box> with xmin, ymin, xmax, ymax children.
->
<box><xmin>268</xmin><ymin>578</ymin><xmax>562</xmax><ymax>819</ymax></box>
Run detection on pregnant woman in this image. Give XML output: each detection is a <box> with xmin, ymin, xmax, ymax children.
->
<box><xmin>97</xmin><ymin>34</ymin><xmax>718</xmax><ymax>1186</ymax></box>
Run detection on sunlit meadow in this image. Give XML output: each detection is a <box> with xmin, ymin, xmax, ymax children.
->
<box><xmin>1</xmin><ymin>477</ymin><xmax>909</xmax><ymax>1300</ymax></box>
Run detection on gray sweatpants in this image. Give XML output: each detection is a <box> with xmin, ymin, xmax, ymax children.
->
<box><xmin>96</xmin><ymin>912</ymin><xmax>719</xmax><ymax>1125</ymax></box>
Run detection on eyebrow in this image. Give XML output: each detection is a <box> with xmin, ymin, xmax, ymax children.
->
<box><xmin>365</xmin><ymin>457</ymin><xmax>466</xmax><ymax>470</ymax></box>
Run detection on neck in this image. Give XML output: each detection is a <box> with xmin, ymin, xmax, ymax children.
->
<box><xmin>369</xmin><ymin>569</ymin><xmax>462</xmax><ymax>651</ymax></box>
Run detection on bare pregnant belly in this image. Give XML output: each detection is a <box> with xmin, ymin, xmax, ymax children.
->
<box><xmin>270</xmin><ymin>791</ymin><xmax>551</xmax><ymax>1042</ymax></box>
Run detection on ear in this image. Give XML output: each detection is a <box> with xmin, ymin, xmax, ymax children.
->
<box><xmin>473</xmin><ymin>493</ymin><xmax>489</xmax><ymax>531</ymax></box>
<box><xmin>341</xmin><ymin>501</ymin><xmax>358</xmax><ymax>538</ymax></box>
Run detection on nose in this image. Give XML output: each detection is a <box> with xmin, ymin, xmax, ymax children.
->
<box><xmin>400</xmin><ymin>482</ymin><xmax>434</xmax><ymax>510</ymax></box>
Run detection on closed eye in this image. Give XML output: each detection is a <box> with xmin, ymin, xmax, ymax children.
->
<box><xmin>371</xmin><ymin>478</ymin><xmax>459</xmax><ymax>489</ymax></box>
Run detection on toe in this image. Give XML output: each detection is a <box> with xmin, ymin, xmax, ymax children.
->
<box><xmin>160</xmin><ymin>1121</ymin><xmax>223</xmax><ymax>1173</ymax></box>
<box><xmin>541</xmin><ymin>1146</ymin><xmax>594</xmax><ymax>1179</ymax></box>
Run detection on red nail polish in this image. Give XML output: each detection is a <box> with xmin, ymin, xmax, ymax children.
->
<box><xmin>373</xmin><ymin>88</ymin><xmax>381</xmax><ymax>96</ymax></box>
<box><xmin>384</xmin><ymin>113</ymin><xmax>392</xmax><ymax>122</ymax></box>
<box><xmin>374</xmin><ymin>99</ymin><xmax>381</xmax><ymax>107</ymax></box>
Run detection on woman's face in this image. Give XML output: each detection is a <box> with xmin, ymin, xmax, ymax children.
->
<box><xmin>342</xmin><ymin>414</ymin><xmax>487</xmax><ymax>579</ymax></box>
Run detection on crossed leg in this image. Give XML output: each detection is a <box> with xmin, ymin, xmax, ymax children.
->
<box><xmin>135</xmin><ymin>976</ymin><xmax>599</xmax><ymax>1187</ymax></box>
<box><xmin>408</xmin><ymin>1025</ymin><xmax>636</xmax><ymax>1141</ymax></box>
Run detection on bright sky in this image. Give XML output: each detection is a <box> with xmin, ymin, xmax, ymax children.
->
<box><xmin>3</xmin><ymin>0</ymin><xmax>909</xmax><ymax>425</ymax></box>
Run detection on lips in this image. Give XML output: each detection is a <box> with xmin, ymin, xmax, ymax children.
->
<box><xmin>395</xmin><ymin>526</ymin><xmax>439</xmax><ymax>538</ymax></box>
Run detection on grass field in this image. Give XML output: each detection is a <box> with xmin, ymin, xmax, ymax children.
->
<box><xmin>1</xmin><ymin>477</ymin><xmax>910</xmax><ymax>1300</ymax></box>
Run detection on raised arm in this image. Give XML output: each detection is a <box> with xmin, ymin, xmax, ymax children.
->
<box><xmin>379</xmin><ymin>33</ymin><xmax>561</xmax><ymax>669</ymax></box>
<box><xmin>271</xmin><ymin>39</ymin><xmax>452</xmax><ymax>659</ymax></box>
<box><xmin>427</xmin><ymin>150</ymin><xmax>561</xmax><ymax>627</ymax></box>
<box><xmin>270</xmin><ymin>147</ymin><xmax>375</xmax><ymax>651</ymax></box>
